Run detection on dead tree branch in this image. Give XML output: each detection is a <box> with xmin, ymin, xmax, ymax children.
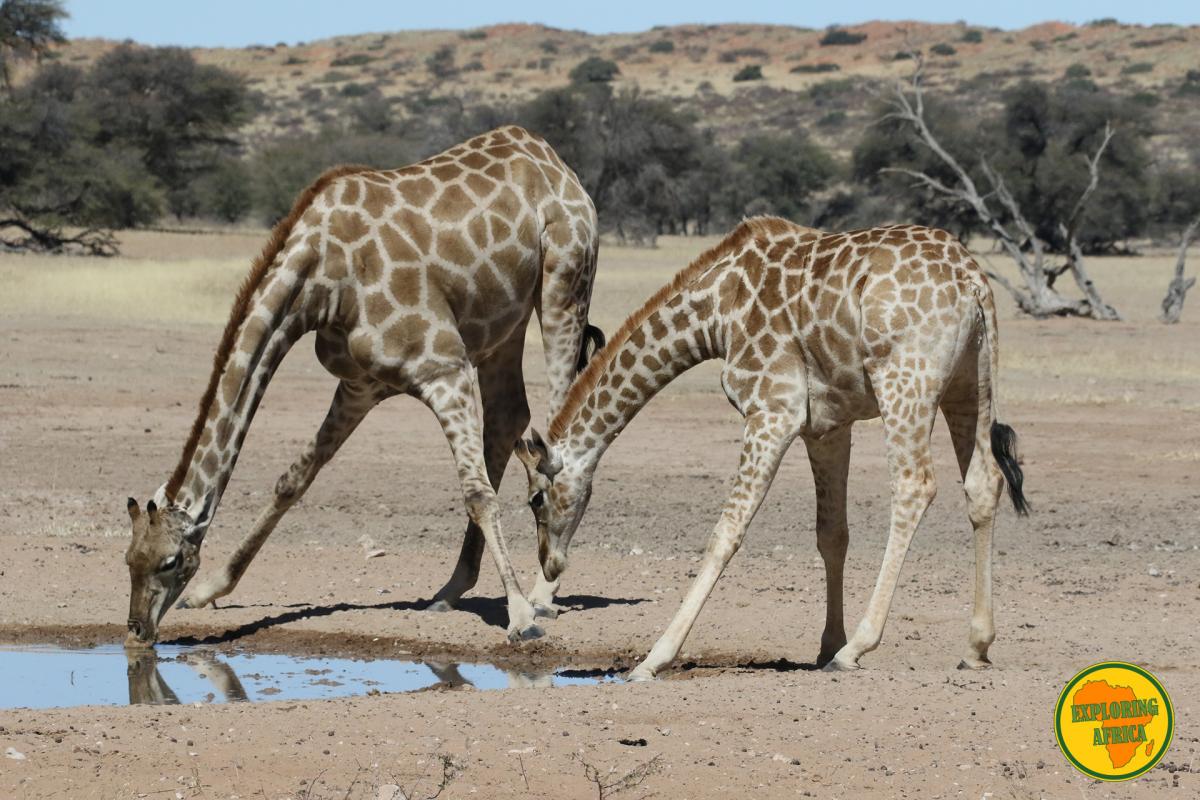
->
<box><xmin>1161</xmin><ymin>215</ymin><xmax>1199</xmax><ymax>323</ymax></box>
<box><xmin>880</xmin><ymin>56</ymin><xmax>1122</xmax><ymax>320</ymax></box>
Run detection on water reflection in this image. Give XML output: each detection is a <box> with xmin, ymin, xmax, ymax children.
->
<box><xmin>126</xmin><ymin>651</ymin><xmax>248</xmax><ymax>705</ymax></box>
<box><xmin>124</xmin><ymin>651</ymin><xmax>573</xmax><ymax>706</ymax></box>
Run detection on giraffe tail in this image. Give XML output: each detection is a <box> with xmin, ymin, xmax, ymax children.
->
<box><xmin>575</xmin><ymin>324</ymin><xmax>606</xmax><ymax>372</ymax></box>
<box><xmin>973</xmin><ymin>279</ymin><xmax>1030</xmax><ymax>517</ymax></box>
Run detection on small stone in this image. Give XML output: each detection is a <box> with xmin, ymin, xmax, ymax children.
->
<box><xmin>1148</xmin><ymin>566</ymin><xmax>1162</xmax><ymax>577</ymax></box>
<box><xmin>4</xmin><ymin>747</ymin><xmax>25</xmax><ymax>760</ymax></box>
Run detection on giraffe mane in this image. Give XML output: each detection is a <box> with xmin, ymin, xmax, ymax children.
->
<box><xmin>164</xmin><ymin>163</ymin><xmax>372</xmax><ymax>502</ymax></box>
<box><xmin>547</xmin><ymin>216</ymin><xmax>802</xmax><ymax>442</ymax></box>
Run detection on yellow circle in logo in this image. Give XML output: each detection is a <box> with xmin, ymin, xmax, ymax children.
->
<box><xmin>1054</xmin><ymin>662</ymin><xmax>1173</xmax><ymax>781</ymax></box>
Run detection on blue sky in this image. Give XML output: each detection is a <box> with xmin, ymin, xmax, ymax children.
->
<box><xmin>64</xmin><ymin>1</ymin><xmax>1198</xmax><ymax>47</ymax></box>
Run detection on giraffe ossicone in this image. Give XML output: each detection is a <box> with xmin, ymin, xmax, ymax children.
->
<box><xmin>124</xmin><ymin>126</ymin><xmax>603</xmax><ymax>648</ymax></box>
<box><xmin>516</xmin><ymin>216</ymin><xmax>1029</xmax><ymax>679</ymax></box>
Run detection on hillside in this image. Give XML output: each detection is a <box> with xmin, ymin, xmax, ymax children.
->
<box><xmin>31</xmin><ymin>20</ymin><xmax>1200</xmax><ymax>158</ymax></box>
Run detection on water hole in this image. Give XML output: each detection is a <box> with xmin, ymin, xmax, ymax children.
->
<box><xmin>0</xmin><ymin>645</ymin><xmax>619</xmax><ymax>709</ymax></box>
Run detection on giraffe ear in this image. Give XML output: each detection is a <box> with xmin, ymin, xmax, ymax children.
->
<box><xmin>127</xmin><ymin>498</ymin><xmax>141</xmax><ymax>521</ymax></box>
<box><xmin>513</xmin><ymin>438</ymin><xmax>541</xmax><ymax>476</ymax></box>
<box><xmin>526</xmin><ymin>429</ymin><xmax>562</xmax><ymax>481</ymax></box>
<box><xmin>146</xmin><ymin>500</ymin><xmax>160</xmax><ymax>525</ymax></box>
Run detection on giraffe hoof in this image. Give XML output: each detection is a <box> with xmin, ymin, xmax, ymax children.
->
<box><xmin>531</xmin><ymin>603</ymin><xmax>560</xmax><ymax>620</ymax></box>
<box><xmin>957</xmin><ymin>657</ymin><xmax>993</xmax><ymax>671</ymax></box>
<box><xmin>508</xmin><ymin>623</ymin><xmax>544</xmax><ymax>642</ymax></box>
<box><xmin>822</xmin><ymin>657</ymin><xmax>861</xmax><ymax>673</ymax></box>
<box><xmin>426</xmin><ymin>599</ymin><xmax>456</xmax><ymax>613</ymax></box>
<box><xmin>627</xmin><ymin>667</ymin><xmax>656</xmax><ymax>682</ymax></box>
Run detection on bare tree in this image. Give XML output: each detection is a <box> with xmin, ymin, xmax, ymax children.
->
<box><xmin>1161</xmin><ymin>216</ymin><xmax>1198</xmax><ymax>323</ymax></box>
<box><xmin>879</xmin><ymin>56</ymin><xmax>1122</xmax><ymax>320</ymax></box>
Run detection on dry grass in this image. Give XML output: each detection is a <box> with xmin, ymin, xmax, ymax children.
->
<box><xmin>2</xmin><ymin>231</ymin><xmax>1196</xmax><ymax>410</ymax></box>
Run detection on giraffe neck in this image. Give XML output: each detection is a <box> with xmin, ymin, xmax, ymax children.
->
<box><xmin>553</xmin><ymin>288</ymin><xmax>719</xmax><ymax>469</ymax></box>
<box><xmin>167</xmin><ymin>267</ymin><xmax>314</xmax><ymax>519</ymax></box>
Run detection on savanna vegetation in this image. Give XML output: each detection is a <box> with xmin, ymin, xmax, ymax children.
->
<box><xmin>1</xmin><ymin>3</ymin><xmax>1197</xmax><ymax>317</ymax></box>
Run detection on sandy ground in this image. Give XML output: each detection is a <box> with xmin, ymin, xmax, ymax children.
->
<box><xmin>0</xmin><ymin>231</ymin><xmax>1197</xmax><ymax>798</ymax></box>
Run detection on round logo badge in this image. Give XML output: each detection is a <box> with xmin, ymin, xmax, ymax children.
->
<box><xmin>1054</xmin><ymin>662</ymin><xmax>1174</xmax><ymax>781</ymax></box>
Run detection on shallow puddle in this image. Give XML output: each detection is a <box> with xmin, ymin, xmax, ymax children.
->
<box><xmin>0</xmin><ymin>645</ymin><xmax>618</xmax><ymax>709</ymax></box>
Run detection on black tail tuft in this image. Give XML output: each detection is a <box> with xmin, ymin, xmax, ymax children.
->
<box><xmin>575</xmin><ymin>323</ymin><xmax>606</xmax><ymax>372</ymax></box>
<box><xmin>990</xmin><ymin>422</ymin><xmax>1030</xmax><ymax>516</ymax></box>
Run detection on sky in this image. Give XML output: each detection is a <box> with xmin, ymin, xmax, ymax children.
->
<box><xmin>63</xmin><ymin>1</ymin><xmax>1198</xmax><ymax>48</ymax></box>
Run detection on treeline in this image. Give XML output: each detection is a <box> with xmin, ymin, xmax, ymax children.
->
<box><xmin>3</xmin><ymin>41</ymin><xmax>1200</xmax><ymax>252</ymax></box>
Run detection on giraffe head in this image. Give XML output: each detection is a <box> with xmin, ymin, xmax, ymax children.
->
<box><xmin>515</xmin><ymin>430</ymin><xmax>590</xmax><ymax>581</ymax></box>
<box><xmin>123</xmin><ymin>494</ymin><xmax>211</xmax><ymax>648</ymax></box>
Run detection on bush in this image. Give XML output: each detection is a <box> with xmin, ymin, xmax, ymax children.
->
<box><xmin>339</xmin><ymin>82</ymin><xmax>372</xmax><ymax>97</ymax></box>
<box><xmin>649</xmin><ymin>40</ymin><xmax>674</xmax><ymax>53</ymax></box>
<box><xmin>961</xmin><ymin>29</ymin><xmax>984</xmax><ymax>44</ymax></box>
<box><xmin>426</xmin><ymin>45</ymin><xmax>456</xmax><ymax>78</ymax></box>
<box><xmin>196</xmin><ymin>157</ymin><xmax>253</xmax><ymax>223</ymax></box>
<box><xmin>320</xmin><ymin>70</ymin><xmax>351</xmax><ymax>82</ymax></box>
<box><xmin>460</xmin><ymin>29</ymin><xmax>487</xmax><ymax>40</ymax></box>
<box><xmin>930</xmin><ymin>43</ymin><xmax>957</xmax><ymax>57</ymax></box>
<box><xmin>1064</xmin><ymin>63</ymin><xmax>1091</xmax><ymax>79</ymax></box>
<box><xmin>732</xmin><ymin>65</ymin><xmax>763</xmax><ymax>82</ymax></box>
<box><xmin>330</xmin><ymin>53</ymin><xmax>373</xmax><ymax>68</ymax></box>
<box><xmin>719</xmin><ymin>47</ymin><xmax>768</xmax><ymax>63</ymax></box>
<box><xmin>790</xmin><ymin>62</ymin><xmax>839</xmax><ymax>73</ymax></box>
<box><xmin>1120</xmin><ymin>62</ymin><xmax>1154</xmax><ymax>75</ymax></box>
<box><xmin>820</xmin><ymin>28</ymin><xmax>867</xmax><ymax>46</ymax></box>
<box><xmin>569</xmin><ymin>56</ymin><xmax>619</xmax><ymax>84</ymax></box>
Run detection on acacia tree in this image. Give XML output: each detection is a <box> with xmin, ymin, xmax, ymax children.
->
<box><xmin>878</xmin><ymin>57</ymin><xmax>1121</xmax><ymax>320</ymax></box>
<box><xmin>0</xmin><ymin>0</ymin><xmax>64</xmax><ymax>90</ymax></box>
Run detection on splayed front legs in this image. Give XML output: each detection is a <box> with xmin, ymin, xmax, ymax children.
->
<box><xmin>179</xmin><ymin>380</ymin><xmax>387</xmax><ymax>609</ymax></box>
<box><xmin>629</xmin><ymin>412</ymin><xmax>798</xmax><ymax>680</ymax></box>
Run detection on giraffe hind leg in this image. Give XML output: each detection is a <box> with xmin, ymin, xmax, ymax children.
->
<box><xmin>942</xmin><ymin>349</ymin><xmax>1005</xmax><ymax>669</ymax></box>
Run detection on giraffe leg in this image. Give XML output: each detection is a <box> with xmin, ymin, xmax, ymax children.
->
<box><xmin>178</xmin><ymin>380</ymin><xmax>386</xmax><ymax>609</ymax></box>
<box><xmin>429</xmin><ymin>335</ymin><xmax>531</xmax><ymax>612</ymax></box>
<box><xmin>944</xmin><ymin>390</ymin><xmax>1004</xmax><ymax>670</ymax></box>
<box><xmin>827</xmin><ymin>371</ymin><xmax>940</xmax><ymax>672</ymax></box>
<box><xmin>537</xmin><ymin>239</ymin><xmax>598</xmax><ymax>413</ymax></box>
<box><xmin>418</xmin><ymin>368</ymin><xmax>541</xmax><ymax>642</ymax></box>
<box><xmin>804</xmin><ymin>426</ymin><xmax>852</xmax><ymax>668</ymax></box>
<box><xmin>629</xmin><ymin>412</ymin><xmax>798</xmax><ymax>681</ymax></box>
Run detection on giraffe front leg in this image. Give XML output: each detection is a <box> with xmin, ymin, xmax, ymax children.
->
<box><xmin>178</xmin><ymin>380</ymin><xmax>385</xmax><ymax>609</ymax></box>
<box><xmin>429</xmin><ymin>336</ymin><xmax>530</xmax><ymax>612</ymax></box>
<box><xmin>629</xmin><ymin>412</ymin><xmax>797</xmax><ymax>681</ymax></box>
<box><xmin>420</xmin><ymin>369</ymin><xmax>541</xmax><ymax>642</ymax></box>
<box><xmin>527</xmin><ymin>572</ymin><xmax>563</xmax><ymax>618</ymax></box>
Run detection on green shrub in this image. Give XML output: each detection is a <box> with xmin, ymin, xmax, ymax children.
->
<box><xmin>790</xmin><ymin>62</ymin><xmax>840</xmax><ymax>73</ymax></box>
<box><xmin>569</xmin><ymin>56</ymin><xmax>619</xmax><ymax>84</ymax></box>
<box><xmin>460</xmin><ymin>29</ymin><xmax>487</xmax><ymax>40</ymax></box>
<box><xmin>320</xmin><ymin>70</ymin><xmax>351</xmax><ymax>82</ymax></box>
<box><xmin>1064</xmin><ymin>63</ymin><xmax>1091</xmax><ymax>79</ymax></box>
<box><xmin>649</xmin><ymin>40</ymin><xmax>674</xmax><ymax>53</ymax></box>
<box><xmin>961</xmin><ymin>29</ymin><xmax>984</xmax><ymax>44</ymax></box>
<box><xmin>1120</xmin><ymin>62</ymin><xmax>1154</xmax><ymax>75</ymax></box>
<box><xmin>330</xmin><ymin>53</ymin><xmax>373</xmax><ymax>68</ymax></box>
<box><xmin>820</xmin><ymin>28</ymin><xmax>867</xmax><ymax>46</ymax></box>
<box><xmin>930</xmin><ymin>43</ymin><xmax>957</xmax><ymax>57</ymax></box>
<box><xmin>732</xmin><ymin>64</ymin><xmax>763</xmax><ymax>82</ymax></box>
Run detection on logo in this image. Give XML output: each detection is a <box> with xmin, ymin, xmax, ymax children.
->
<box><xmin>1054</xmin><ymin>662</ymin><xmax>1173</xmax><ymax>781</ymax></box>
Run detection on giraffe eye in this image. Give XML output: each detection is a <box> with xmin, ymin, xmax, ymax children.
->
<box><xmin>160</xmin><ymin>555</ymin><xmax>178</xmax><ymax>572</ymax></box>
<box><xmin>529</xmin><ymin>491</ymin><xmax>546</xmax><ymax>510</ymax></box>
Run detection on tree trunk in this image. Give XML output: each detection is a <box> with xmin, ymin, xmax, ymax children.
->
<box><xmin>1161</xmin><ymin>218</ymin><xmax>1199</xmax><ymax>324</ymax></box>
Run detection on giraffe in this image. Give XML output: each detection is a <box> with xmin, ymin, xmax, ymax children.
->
<box><xmin>515</xmin><ymin>216</ymin><xmax>1029</xmax><ymax>680</ymax></box>
<box><xmin>123</xmin><ymin>126</ymin><xmax>604</xmax><ymax>648</ymax></box>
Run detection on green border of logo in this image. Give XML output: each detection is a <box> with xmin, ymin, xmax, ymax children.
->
<box><xmin>1053</xmin><ymin>661</ymin><xmax>1174</xmax><ymax>782</ymax></box>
